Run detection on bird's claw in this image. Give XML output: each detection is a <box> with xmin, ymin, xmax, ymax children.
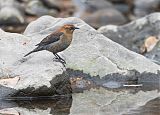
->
<box><xmin>59</xmin><ymin>58</ymin><xmax>66</xmax><ymax>64</ymax></box>
<box><xmin>53</xmin><ymin>58</ymin><xmax>66</xmax><ymax>67</ymax></box>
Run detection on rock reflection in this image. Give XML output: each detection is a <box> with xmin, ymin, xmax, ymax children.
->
<box><xmin>124</xmin><ymin>97</ymin><xmax>160</xmax><ymax>115</ymax></box>
<box><xmin>0</xmin><ymin>69</ymin><xmax>159</xmax><ymax>115</ymax></box>
<box><xmin>0</xmin><ymin>95</ymin><xmax>72</xmax><ymax>115</ymax></box>
<box><xmin>70</xmin><ymin>88</ymin><xmax>159</xmax><ymax>115</ymax></box>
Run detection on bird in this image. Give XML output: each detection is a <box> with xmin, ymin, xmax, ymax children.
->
<box><xmin>24</xmin><ymin>24</ymin><xmax>79</xmax><ymax>64</ymax></box>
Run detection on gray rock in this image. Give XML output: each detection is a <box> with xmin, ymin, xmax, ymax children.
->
<box><xmin>134</xmin><ymin>0</ymin><xmax>160</xmax><ymax>18</ymax></box>
<box><xmin>0</xmin><ymin>16</ymin><xmax>159</xmax><ymax>97</ymax></box>
<box><xmin>82</xmin><ymin>8</ymin><xmax>127</xmax><ymax>28</ymax></box>
<box><xmin>26</xmin><ymin>0</ymin><xmax>58</xmax><ymax>16</ymax></box>
<box><xmin>0</xmin><ymin>29</ymin><xmax>70</xmax><ymax>97</ymax></box>
<box><xmin>0</xmin><ymin>0</ymin><xmax>25</xmax><ymax>25</ymax></box>
<box><xmin>41</xmin><ymin>0</ymin><xmax>61</xmax><ymax>11</ymax></box>
<box><xmin>24</xmin><ymin>16</ymin><xmax>159</xmax><ymax>76</ymax></box>
<box><xmin>73</xmin><ymin>0</ymin><xmax>127</xmax><ymax>28</ymax></box>
<box><xmin>73</xmin><ymin>0</ymin><xmax>113</xmax><ymax>13</ymax></box>
<box><xmin>98</xmin><ymin>13</ymin><xmax>160</xmax><ymax>54</ymax></box>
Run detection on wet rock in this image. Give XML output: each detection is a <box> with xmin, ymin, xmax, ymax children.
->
<box><xmin>67</xmin><ymin>69</ymin><xmax>160</xmax><ymax>92</ymax></box>
<box><xmin>25</xmin><ymin>0</ymin><xmax>58</xmax><ymax>17</ymax></box>
<box><xmin>73</xmin><ymin>0</ymin><xmax>127</xmax><ymax>28</ymax></box>
<box><xmin>0</xmin><ymin>16</ymin><xmax>159</xmax><ymax>97</ymax></box>
<box><xmin>0</xmin><ymin>0</ymin><xmax>25</xmax><ymax>25</ymax></box>
<box><xmin>134</xmin><ymin>0</ymin><xmax>160</xmax><ymax>18</ymax></box>
<box><xmin>98</xmin><ymin>13</ymin><xmax>160</xmax><ymax>55</ymax></box>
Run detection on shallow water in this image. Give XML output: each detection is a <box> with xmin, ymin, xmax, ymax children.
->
<box><xmin>0</xmin><ymin>84</ymin><xmax>159</xmax><ymax>115</ymax></box>
<box><xmin>0</xmin><ymin>70</ymin><xmax>160</xmax><ymax>115</ymax></box>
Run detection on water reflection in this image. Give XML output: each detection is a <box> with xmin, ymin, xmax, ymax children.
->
<box><xmin>0</xmin><ymin>88</ymin><xmax>159</xmax><ymax>115</ymax></box>
<box><xmin>0</xmin><ymin>95</ymin><xmax>72</xmax><ymax>115</ymax></box>
<box><xmin>124</xmin><ymin>97</ymin><xmax>160</xmax><ymax>115</ymax></box>
<box><xmin>0</xmin><ymin>69</ymin><xmax>159</xmax><ymax>115</ymax></box>
<box><xmin>70</xmin><ymin>88</ymin><xmax>159</xmax><ymax>115</ymax></box>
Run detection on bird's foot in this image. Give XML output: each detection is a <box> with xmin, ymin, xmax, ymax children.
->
<box><xmin>53</xmin><ymin>57</ymin><xmax>66</xmax><ymax>64</ymax></box>
<box><xmin>53</xmin><ymin>53</ymin><xmax>66</xmax><ymax>66</ymax></box>
<box><xmin>53</xmin><ymin>58</ymin><xmax>66</xmax><ymax>67</ymax></box>
<box><xmin>59</xmin><ymin>58</ymin><xmax>66</xmax><ymax>64</ymax></box>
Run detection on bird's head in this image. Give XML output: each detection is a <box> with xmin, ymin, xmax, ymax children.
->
<box><xmin>60</xmin><ymin>24</ymin><xmax>79</xmax><ymax>34</ymax></box>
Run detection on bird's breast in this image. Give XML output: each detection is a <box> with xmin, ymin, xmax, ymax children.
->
<box><xmin>47</xmin><ymin>35</ymin><xmax>73</xmax><ymax>53</ymax></box>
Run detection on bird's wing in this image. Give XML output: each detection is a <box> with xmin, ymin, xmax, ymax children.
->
<box><xmin>35</xmin><ymin>32</ymin><xmax>64</xmax><ymax>46</ymax></box>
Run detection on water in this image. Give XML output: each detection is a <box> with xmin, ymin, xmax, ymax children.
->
<box><xmin>0</xmin><ymin>70</ymin><xmax>159</xmax><ymax>115</ymax></box>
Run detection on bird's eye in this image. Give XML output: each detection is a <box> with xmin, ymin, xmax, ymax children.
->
<box><xmin>69</xmin><ymin>27</ymin><xmax>73</xmax><ymax>30</ymax></box>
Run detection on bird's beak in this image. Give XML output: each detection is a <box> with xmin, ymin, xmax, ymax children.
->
<box><xmin>74</xmin><ymin>27</ymin><xmax>79</xmax><ymax>29</ymax></box>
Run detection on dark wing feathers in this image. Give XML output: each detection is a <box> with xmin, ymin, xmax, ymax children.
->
<box><xmin>35</xmin><ymin>32</ymin><xmax>64</xmax><ymax>46</ymax></box>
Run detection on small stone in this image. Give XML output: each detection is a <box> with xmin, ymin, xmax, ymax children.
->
<box><xmin>140</xmin><ymin>36</ymin><xmax>159</xmax><ymax>54</ymax></box>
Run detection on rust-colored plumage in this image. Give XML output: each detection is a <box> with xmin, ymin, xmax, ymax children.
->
<box><xmin>24</xmin><ymin>24</ymin><xmax>79</xmax><ymax>64</ymax></box>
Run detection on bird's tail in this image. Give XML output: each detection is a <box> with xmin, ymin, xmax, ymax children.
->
<box><xmin>24</xmin><ymin>46</ymin><xmax>43</xmax><ymax>57</ymax></box>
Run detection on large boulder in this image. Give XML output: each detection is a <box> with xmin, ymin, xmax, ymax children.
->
<box><xmin>0</xmin><ymin>28</ymin><xmax>71</xmax><ymax>98</ymax></box>
<box><xmin>98</xmin><ymin>13</ymin><xmax>160</xmax><ymax>63</ymax></box>
<box><xmin>0</xmin><ymin>16</ymin><xmax>160</xmax><ymax>98</ymax></box>
<box><xmin>24</xmin><ymin>16</ymin><xmax>159</xmax><ymax>76</ymax></box>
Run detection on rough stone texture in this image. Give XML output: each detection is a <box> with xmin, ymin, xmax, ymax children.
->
<box><xmin>0</xmin><ymin>16</ymin><xmax>160</xmax><ymax>97</ymax></box>
<box><xmin>98</xmin><ymin>13</ymin><xmax>160</xmax><ymax>63</ymax></box>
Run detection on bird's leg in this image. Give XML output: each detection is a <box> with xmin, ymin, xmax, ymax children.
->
<box><xmin>54</xmin><ymin>53</ymin><xmax>66</xmax><ymax>64</ymax></box>
<box><xmin>55</xmin><ymin>54</ymin><xmax>66</xmax><ymax>64</ymax></box>
<box><xmin>54</xmin><ymin>54</ymin><xmax>59</xmax><ymax>60</ymax></box>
